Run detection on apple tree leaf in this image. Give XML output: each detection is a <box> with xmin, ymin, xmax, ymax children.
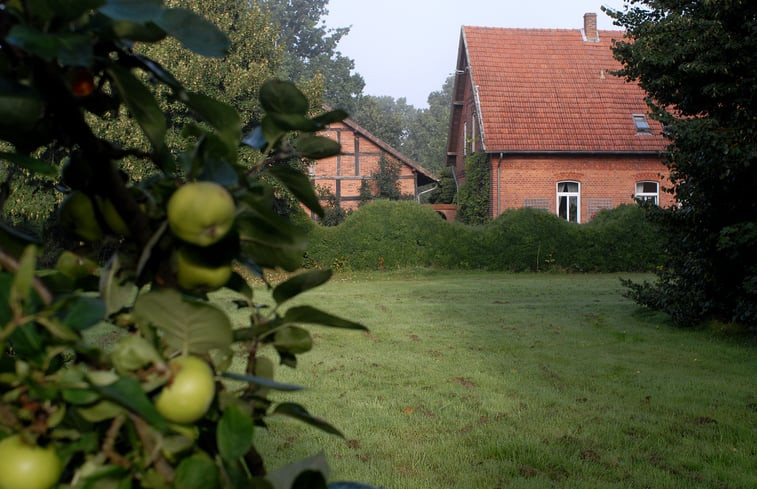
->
<box><xmin>155</xmin><ymin>8</ymin><xmax>229</xmax><ymax>58</ymax></box>
<box><xmin>217</xmin><ymin>404</ymin><xmax>255</xmax><ymax>462</ymax></box>
<box><xmin>273</xmin><ymin>403</ymin><xmax>343</xmax><ymax>437</ymax></box>
<box><xmin>272</xmin><ymin>270</ymin><xmax>332</xmax><ymax>305</ymax></box>
<box><xmin>92</xmin><ymin>377</ymin><xmax>168</xmax><ymax>431</ymax></box>
<box><xmin>267</xmin><ymin>165</ymin><xmax>324</xmax><ymax>218</ymax></box>
<box><xmin>283</xmin><ymin>306</ymin><xmax>367</xmax><ymax>331</ymax></box>
<box><xmin>259</xmin><ymin>80</ymin><xmax>308</xmax><ymax>115</ymax></box>
<box><xmin>175</xmin><ymin>453</ymin><xmax>221</xmax><ymax>489</ymax></box>
<box><xmin>133</xmin><ymin>289</ymin><xmax>233</xmax><ymax>355</ymax></box>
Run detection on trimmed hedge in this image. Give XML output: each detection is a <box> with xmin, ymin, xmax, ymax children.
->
<box><xmin>303</xmin><ymin>200</ymin><xmax>664</xmax><ymax>272</ymax></box>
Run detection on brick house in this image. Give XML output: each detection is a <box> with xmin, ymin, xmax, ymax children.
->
<box><xmin>312</xmin><ymin>117</ymin><xmax>437</xmax><ymax>211</ymax></box>
<box><xmin>446</xmin><ymin>13</ymin><xmax>673</xmax><ymax>223</ymax></box>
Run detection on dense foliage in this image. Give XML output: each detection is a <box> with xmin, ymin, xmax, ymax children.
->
<box><xmin>456</xmin><ymin>152</ymin><xmax>490</xmax><ymax>225</ymax></box>
<box><xmin>351</xmin><ymin>77</ymin><xmax>452</xmax><ymax>175</ymax></box>
<box><xmin>605</xmin><ymin>0</ymin><xmax>757</xmax><ymax>327</ymax></box>
<box><xmin>426</xmin><ymin>167</ymin><xmax>456</xmax><ymax>205</ymax></box>
<box><xmin>0</xmin><ymin>1</ymin><xmax>369</xmax><ymax>488</ymax></box>
<box><xmin>257</xmin><ymin>0</ymin><xmax>364</xmax><ymax>114</ymax></box>
<box><xmin>304</xmin><ymin>201</ymin><xmax>663</xmax><ymax>272</ymax></box>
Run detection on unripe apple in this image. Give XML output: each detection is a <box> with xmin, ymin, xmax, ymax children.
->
<box><xmin>0</xmin><ymin>435</ymin><xmax>62</xmax><ymax>489</ymax></box>
<box><xmin>167</xmin><ymin>182</ymin><xmax>235</xmax><ymax>247</ymax></box>
<box><xmin>173</xmin><ymin>246</ymin><xmax>232</xmax><ymax>292</ymax></box>
<box><xmin>59</xmin><ymin>191</ymin><xmax>103</xmax><ymax>242</ymax></box>
<box><xmin>155</xmin><ymin>356</ymin><xmax>215</xmax><ymax>424</ymax></box>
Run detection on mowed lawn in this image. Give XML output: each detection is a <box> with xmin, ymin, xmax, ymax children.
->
<box><xmin>224</xmin><ymin>271</ymin><xmax>756</xmax><ymax>489</ymax></box>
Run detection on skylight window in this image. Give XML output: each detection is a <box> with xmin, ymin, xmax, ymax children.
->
<box><xmin>632</xmin><ymin>114</ymin><xmax>651</xmax><ymax>133</ymax></box>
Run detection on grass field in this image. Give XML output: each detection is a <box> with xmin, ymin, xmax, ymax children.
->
<box><xmin>224</xmin><ymin>271</ymin><xmax>756</xmax><ymax>489</ymax></box>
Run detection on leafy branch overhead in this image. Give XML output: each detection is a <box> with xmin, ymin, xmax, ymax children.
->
<box><xmin>0</xmin><ymin>1</ymin><xmax>369</xmax><ymax>488</ymax></box>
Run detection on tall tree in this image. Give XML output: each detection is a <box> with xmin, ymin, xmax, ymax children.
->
<box><xmin>404</xmin><ymin>75</ymin><xmax>453</xmax><ymax>174</ymax></box>
<box><xmin>352</xmin><ymin>95</ymin><xmax>414</xmax><ymax>150</ymax></box>
<box><xmin>258</xmin><ymin>0</ymin><xmax>364</xmax><ymax>113</ymax></box>
<box><xmin>606</xmin><ymin>0</ymin><xmax>757</xmax><ymax>326</ymax></box>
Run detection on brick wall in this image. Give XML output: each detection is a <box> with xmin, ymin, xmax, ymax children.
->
<box><xmin>312</xmin><ymin>122</ymin><xmax>418</xmax><ymax>211</ymax></box>
<box><xmin>489</xmin><ymin>154</ymin><xmax>673</xmax><ymax>222</ymax></box>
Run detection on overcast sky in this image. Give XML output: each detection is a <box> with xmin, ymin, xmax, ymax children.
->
<box><xmin>324</xmin><ymin>0</ymin><xmax>628</xmax><ymax>108</ymax></box>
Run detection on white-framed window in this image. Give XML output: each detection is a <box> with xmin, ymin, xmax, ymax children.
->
<box><xmin>557</xmin><ymin>181</ymin><xmax>580</xmax><ymax>223</ymax></box>
<box><xmin>635</xmin><ymin>181</ymin><xmax>659</xmax><ymax>204</ymax></box>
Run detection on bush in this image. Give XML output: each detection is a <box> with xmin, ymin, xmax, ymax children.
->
<box><xmin>304</xmin><ymin>202</ymin><xmax>664</xmax><ymax>272</ymax></box>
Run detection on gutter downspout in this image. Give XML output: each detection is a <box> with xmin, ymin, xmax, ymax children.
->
<box><xmin>497</xmin><ymin>153</ymin><xmax>503</xmax><ymax>216</ymax></box>
<box><xmin>417</xmin><ymin>184</ymin><xmax>438</xmax><ymax>203</ymax></box>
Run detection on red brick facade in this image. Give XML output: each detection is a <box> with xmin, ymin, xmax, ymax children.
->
<box><xmin>489</xmin><ymin>154</ymin><xmax>674</xmax><ymax>220</ymax></box>
<box><xmin>314</xmin><ymin>119</ymin><xmax>436</xmax><ymax>211</ymax></box>
<box><xmin>447</xmin><ymin>15</ymin><xmax>672</xmax><ymax>223</ymax></box>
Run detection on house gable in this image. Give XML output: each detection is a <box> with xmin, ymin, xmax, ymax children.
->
<box><xmin>314</xmin><ymin>118</ymin><xmax>437</xmax><ymax>211</ymax></box>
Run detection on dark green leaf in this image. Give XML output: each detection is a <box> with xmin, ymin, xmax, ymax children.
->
<box><xmin>133</xmin><ymin>54</ymin><xmax>181</xmax><ymax>89</ymax></box>
<box><xmin>58</xmin><ymin>296</ymin><xmax>105</xmax><ymax>331</ymax></box>
<box><xmin>259</xmin><ymin>80</ymin><xmax>308</xmax><ymax>115</ymax></box>
<box><xmin>260</xmin><ymin>115</ymin><xmax>286</xmax><ymax>149</ymax></box>
<box><xmin>273</xmin><ymin>326</ymin><xmax>312</xmax><ymax>355</ymax></box>
<box><xmin>283</xmin><ymin>306</ymin><xmax>367</xmax><ymax>331</ymax></box>
<box><xmin>236</xmin><ymin>208</ymin><xmax>307</xmax><ymax>271</ymax></box>
<box><xmin>93</xmin><ymin>377</ymin><xmax>168</xmax><ymax>431</ymax></box>
<box><xmin>311</xmin><ymin>110</ymin><xmax>349</xmax><ymax>127</ymax></box>
<box><xmin>0</xmin><ymin>152</ymin><xmax>56</xmax><ymax>175</ymax></box>
<box><xmin>294</xmin><ymin>135</ymin><xmax>342</xmax><ymax>160</ymax></box>
<box><xmin>0</xmin><ymin>78</ymin><xmax>44</xmax><ymax>131</ymax></box>
<box><xmin>272</xmin><ymin>270</ymin><xmax>332</xmax><ymax>305</ymax></box>
<box><xmin>175</xmin><ymin>453</ymin><xmax>221</xmax><ymax>489</ymax></box>
<box><xmin>217</xmin><ymin>405</ymin><xmax>255</xmax><ymax>462</ymax></box>
<box><xmin>267</xmin><ymin>113</ymin><xmax>319</xmax><ymax>132</ymax></box>
<box><xmin>0</xmin><ymin>274</ymin><xmax>12</xmax><ymax>326</ymax></box>
<box><xmin>100</xmin><ymin>0</ymin><xmax>163</xmax><ymax>22</ymax></box>
<box><xmin>267</xmin><ymin>165</ymin><xmax>324</xmax><ymax>218</ymax></box>
<box><xmin>156</xmin><ymin>8</ymin><xmax>229</xmax><ymax>58</ymax></box>
<box><xmin>0</xmin><ymin>221</ymin><xmax>41</xmax><ymax>260</ymax></box>
<box><xmin>106</xmin><ymin>65</ymin><xmax>166</xmax><ymax>152</ymax></box>
<box><xmin>62</xmin><ymin>388</ymin><xmax>100</xmax><ymax>405</ymax></box>
<box><xmin>273</xmin><ymin>403</ymin><xmax>342</xmax><ymax>437</ymax></box>
<box><xmin>5</xmin><ymin>27</ymin><xmax>92</xmax><ymax>66</ymax></box>
<box><xmin>55</xmin><ymin>34</ymin><xmax>94</xmax><ymax>66</ymax></box>
<box><xmin>221</xmin><ymin>372</ymin><xmax>303</xmax><ymax>392</ymax></box>
<box><xmin>47</xmin><ymin>0</ymin><xmax>105</xmax><ymax>21</ymax></box>
<box><xmin>6</xmin><ymin>25</ymin><xmax>58</xmax><ymax>61</ymax></box>
<box><xmin>185</xmin><ymin>92</ymin><xmax>241</xmax><ymax>143</ymax></box>
<box><xmin>110</xmin><ymin>21</ymin><xmax>167</xmax><ymax>43</ymax></box>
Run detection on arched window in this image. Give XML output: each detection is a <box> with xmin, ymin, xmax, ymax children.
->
<box><xmin>557</xmin><ymin>181</ymin><xmax>580</xmax><ymax>223</ymax></box>
<box><xmin>635</xmin><ymin>181</ymin><xmax>658</xmax><ymax>205</ymax></box>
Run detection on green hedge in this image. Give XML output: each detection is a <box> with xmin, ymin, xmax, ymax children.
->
<box><xmin>303</xmin><ymin>201</ymin><xmax>664</xmax><ymax>272</ymax></box>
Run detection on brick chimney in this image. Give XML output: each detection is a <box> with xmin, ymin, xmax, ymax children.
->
<box><xmin>583</xmin><ymin>12</ymin><xmax>599</xmax><ymax>42</ymax></box>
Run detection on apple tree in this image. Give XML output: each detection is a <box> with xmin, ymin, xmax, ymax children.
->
<box><xmin>0</xmin><ymin>1</ymin><xmax>370</xmax><ymax>488</ymax></box>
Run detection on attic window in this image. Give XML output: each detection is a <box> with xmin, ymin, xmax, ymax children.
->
<box><xmin>632</xmin><ymin>114</ymin><xmax>651</xmax><ymax>133</ymax></box>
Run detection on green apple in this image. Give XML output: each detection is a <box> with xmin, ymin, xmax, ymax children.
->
<box><xmin>167</xmin><ymin>182</ymin><xmax>235</xmax><ymax>247</ymax></box>
<box><xmin>155</xmin><ymin>356</ymin><xmax>215</xmax><ymax>424</ymax></box>
<box><xmin>59</xmin><ymin>191</ymin><xmax>103</xmax><ymax>242</ymax></box>
<box><xmin>173</xmin><ymin>246</ymin><xmax>232</xmax><ymax>292</ymax></box>
<box><xmin>0</xmin><ymin>435</ymin><xmax>62</xmax><ymax>489</ymax></box>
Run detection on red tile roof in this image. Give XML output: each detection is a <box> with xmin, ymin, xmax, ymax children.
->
<box><xmin>462</xmin><ymin>26</ymin><xmax>667</xmax><ymax>152</ymax></box>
